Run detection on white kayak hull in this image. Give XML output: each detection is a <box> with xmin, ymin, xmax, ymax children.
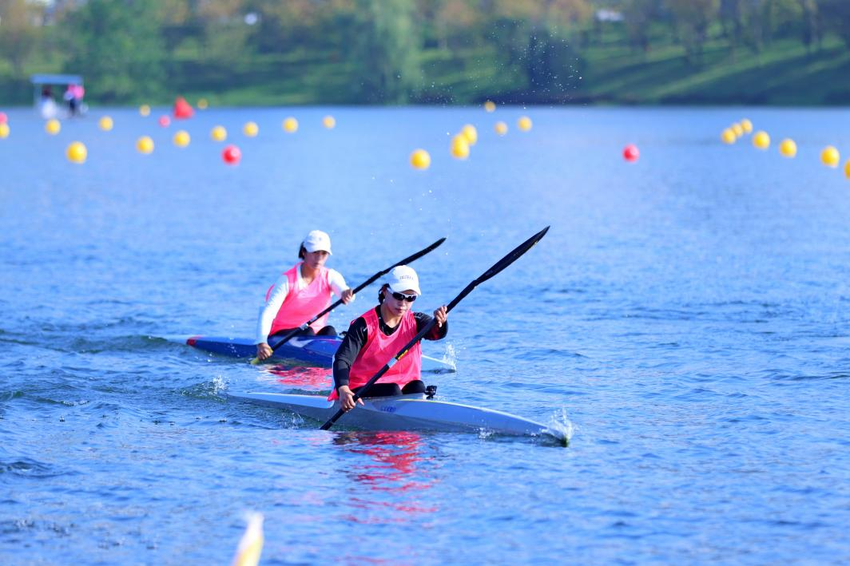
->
<box><xmin>230</xmin><ymin>392</ymin><xmax>568</xmax><ymax>444</ymax></box>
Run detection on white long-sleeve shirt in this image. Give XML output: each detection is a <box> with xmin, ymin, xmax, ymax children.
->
<box><xmin>255</xmin><ymin>267</ymin><xmax>352</xmax><ymax>344</ymax></box>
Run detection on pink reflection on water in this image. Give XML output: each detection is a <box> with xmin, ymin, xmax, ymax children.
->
<box><xmin>333</xmin><ymin>431</ymin><xmax>439</xmax><ymax>524</ymax></box>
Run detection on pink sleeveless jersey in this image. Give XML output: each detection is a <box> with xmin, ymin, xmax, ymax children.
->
<box><xmin>267</xmin><ymin>262</ymin><xmax>332</xmax><ymax>334</ymax></box>
<box><xmin>329</xmin><ymin>307</ymin><xmax>422</xmax><ymax>400</ymax></box>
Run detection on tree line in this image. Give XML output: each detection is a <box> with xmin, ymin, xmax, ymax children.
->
<box><xmin>1</xmin><ymin>0</ymin><xmax>849</xmax><ymax>104</ymax></box>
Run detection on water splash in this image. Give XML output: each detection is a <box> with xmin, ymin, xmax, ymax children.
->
<box><xmin>544</xmin><ymin>408</ymin><xmax>574</xmax><ymax>447</ymax></box>
<box><xmin>440</xmin><ymin>343</ymin><xmax>458</xmax><ymax>371</ymax></box>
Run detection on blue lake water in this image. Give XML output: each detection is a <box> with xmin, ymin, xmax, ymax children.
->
<box><xmin>2</xmin><ymin>106</ymin><xmax>850</xmax><ymax>564</ymax></box>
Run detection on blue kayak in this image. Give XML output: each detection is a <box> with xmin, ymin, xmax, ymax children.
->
<box><xmin>180</xmin><ymin>335</ymin><xmax>456</xmax><ymax>373</ymax></box>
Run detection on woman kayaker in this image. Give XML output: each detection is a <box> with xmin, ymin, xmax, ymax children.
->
<box><xmin>331</xmin><ymin>265</ymin><xmax>448</xmax><ymax>411</ymax></box>
<box><xmin>255</xmin><ymin>230</ymin><xmax>354</xmax><ymax>361</ymax></box>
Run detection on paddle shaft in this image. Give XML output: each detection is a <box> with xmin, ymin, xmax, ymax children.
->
<box><xmin>320</xmin><ymin>226</ymin><xmax>550</xmax><ymax>431</ymax></box>
<box><xmin>252</xmin><ymin>237</ymin><xmax>446</xmax><ymax>363</ymax></box>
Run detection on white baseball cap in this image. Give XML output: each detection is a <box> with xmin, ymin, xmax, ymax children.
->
<box><xmin>302</xmin><ymin>230</ymin><xmax>332</xmax><ymax>254</ymax></box>
<box><xmin>385</xmin><ymin>265</ymin><xmax>421</xmax><ymax>295</ymax></box>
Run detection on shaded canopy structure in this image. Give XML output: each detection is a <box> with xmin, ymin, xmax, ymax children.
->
<box><xmin>30</xmin><ymin>74</ymin><xmax>83</xmax><ymax>106</ymax></box>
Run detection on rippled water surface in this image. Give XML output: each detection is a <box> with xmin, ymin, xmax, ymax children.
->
<box><xmin>2</xmin><ymin>106</ymin><xmax>850</xmax><ymax>564</ymax></box>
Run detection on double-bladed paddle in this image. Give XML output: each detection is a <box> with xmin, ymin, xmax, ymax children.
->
<box><xmin>250</xmin><ymin>237</ymin><xmax>447</xmax><ymax>364</ymax></box>
<box><xmin>320</xmin><ymin>226</ymin><xmax>550</xmax><ymax>431</ymax></box>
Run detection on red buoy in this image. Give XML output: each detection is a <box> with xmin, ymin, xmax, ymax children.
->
<box><xmin>222</xmin><ymin>145</ymin><xmax>241</xmax><ymax>165</ymax></box>
<box><xmin>173</xmin><ymin>96</ymin><xmax>194</xmax><ymax>119</ymax></box>
<box><xmin>623</xmin><ymin>144</ymin><xmax>639</xmax><ymax>162</ymax></box>
<box><xmin>0</xmin><ymin>112</ymin><xmax>7</xmax><ymax>124</ymax></box>
<box><xmin>158</xmin><ymin>115</ymin><xmax>171</xmax><ymax>128</ymax></box>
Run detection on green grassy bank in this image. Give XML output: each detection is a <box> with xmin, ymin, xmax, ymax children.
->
<box><xmin>2</xmin><ymin>33</ymin><xmax>849</xmax><ymax>107</ymax></box>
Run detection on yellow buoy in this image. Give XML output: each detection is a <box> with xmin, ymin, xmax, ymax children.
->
<box><xmin>752</xmin><ymin>131</ymin><xmax>770</xmax><ymax>150</ymax></box>
<box><xmin>98</xmin><ymin>116</ymin><xmax>114</xmax><ymax>131</ymax></box>
<box><xmin>731</xmin><ymin>123</ymin><xmax>744</xmax><ymax>138</ymax></box>
<box><xmin>518</xmin><ymin>116</ymin><xmax>532</xmax><ymax>131</ymax></box>
<box><xmin>410</xmin><ymin>149</ymin><xmax>431</xmax><ymax>170</ymax></box>
<box><xmin>721</xmin><ymin>129</ymin><xmax>736</xmax><ymax>145</ymax></box>
<box><xmin>821</xmin><ymin>146</ymin><xmax>840</xmax><ymax>168</ymax></box>
<box><xmin>243</xmin><ymin>122</ymin><xmax>259</xmax><ymax>137</ymax></box>
<box><xmin>197</xmin><ymin>98</ymin><xmax>209</xmax><ymax>110</ymax></box>
<box><xmin>484</xmin><ymin>100</ymin><xmax>496</xmax><ymax>113</ymax></box>
<box><xmin>845</xmin><ymin>160</ymin><xmax>850</xmax><ymax>179</ymax></box>
<box><xmin>451</xmin><ymin>134</ymin><xmax>470</xmax><ymax>160</ymax></box>
<box><xmin>66</xmin><ymin>141</ymin><xmax>87</xmax><ymax>164</ymax></box>
<box><xmin>740</xmin><ymin>119</ymin><xmax>753</xmax><ymax>134</ymax></box>
<box><xmin>136</xmin><ymin>136</ymin><xmax>154</xmax><ymax>154</ymax></box>
<box><xmin>139</xmin><ymin>104</ymin><xmax>151</xmax><ymax>117</ymax></box>
<box><xmin>45</xmin><ymin>119</ymin><xmax>61</xmax><ymax>135</ymax></box>
<box><xmin>231</xmin><ymin>513</ymin><xmax>264</xmax><ymax>566</ymax></box>
<box><xmin>779</xmin><ymin>139</ymin><xmax>797</xmax><ymax>158</ymax></box>
<box><xmin>322</xmin><ymin>115</ymin><xmax>335</xmax><ymax>129</ymax></box>
<box><xmin>173</xmin><ymin>130</ymin><xmax>191</xmax><ymax>147</ymax></box>
<box><xmin>211</xmin><ymin>126</ymin><xmax>227</xmax><ymax>142</ymax></box>
<box><xmin>495</xmin><ymin>121</ymin><xmax>508</xmax><ymax>136</ymax></box>
<box><xmin>0</xmin><ymin>123</ymin><xmax>8</xmax><ymax>139</ymax></box>
<box><xmin>282</xmin><ymin>117</ymin><xmax>298</xmax><ymax>133</ymax></box>
<box><xmin>461</xmin><ymin>124</ymin><xmax>478</xmax><ymax>146</ymax></box>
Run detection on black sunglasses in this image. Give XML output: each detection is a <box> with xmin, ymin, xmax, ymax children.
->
<box><xmin>389</xmin><ymin>290</ymin><xmax>417</xmax><ymax>303</ymax></box>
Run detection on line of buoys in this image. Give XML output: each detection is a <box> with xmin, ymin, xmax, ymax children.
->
<box><xmin>724</xmin><ymin>118</ymin><xmax>850</xmax><ymax>180</ymax></box>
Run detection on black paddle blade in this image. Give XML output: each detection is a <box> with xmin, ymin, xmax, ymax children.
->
<box><xmin>478</xmin><ymin>226</ymin><xmax>549</xmax><ymax>284</ymax></box>
<box><xmin>396</xmin><ymin>237</ymin><xmax>446</xmax><ymax>267</ymax></box>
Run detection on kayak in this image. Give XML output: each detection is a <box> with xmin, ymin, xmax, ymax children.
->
<box><xmin>229</xmin><ymin>391</ymin><xmax>569</xmax><ymax>445</ymax></box>
<box><xmin>179</xmin><ymin>335</ymin><xmax>456</xmax><ymax>373</ymax></box>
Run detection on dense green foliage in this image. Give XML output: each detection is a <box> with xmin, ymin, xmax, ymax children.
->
<box><xmin>0</xmin><ymin>0</ymin><xmax>849</xmax><ymax>105</ymax></box>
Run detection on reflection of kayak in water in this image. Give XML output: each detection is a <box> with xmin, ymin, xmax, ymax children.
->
<box><xmin>229</xmin><ymin>392</ymin><xmax>569</xmax><ymax>444</ymax></box>
<box><xmin>173</xmin><ymin>334</ymin><xmax>456</xmax><ymax>373</ymax></box>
